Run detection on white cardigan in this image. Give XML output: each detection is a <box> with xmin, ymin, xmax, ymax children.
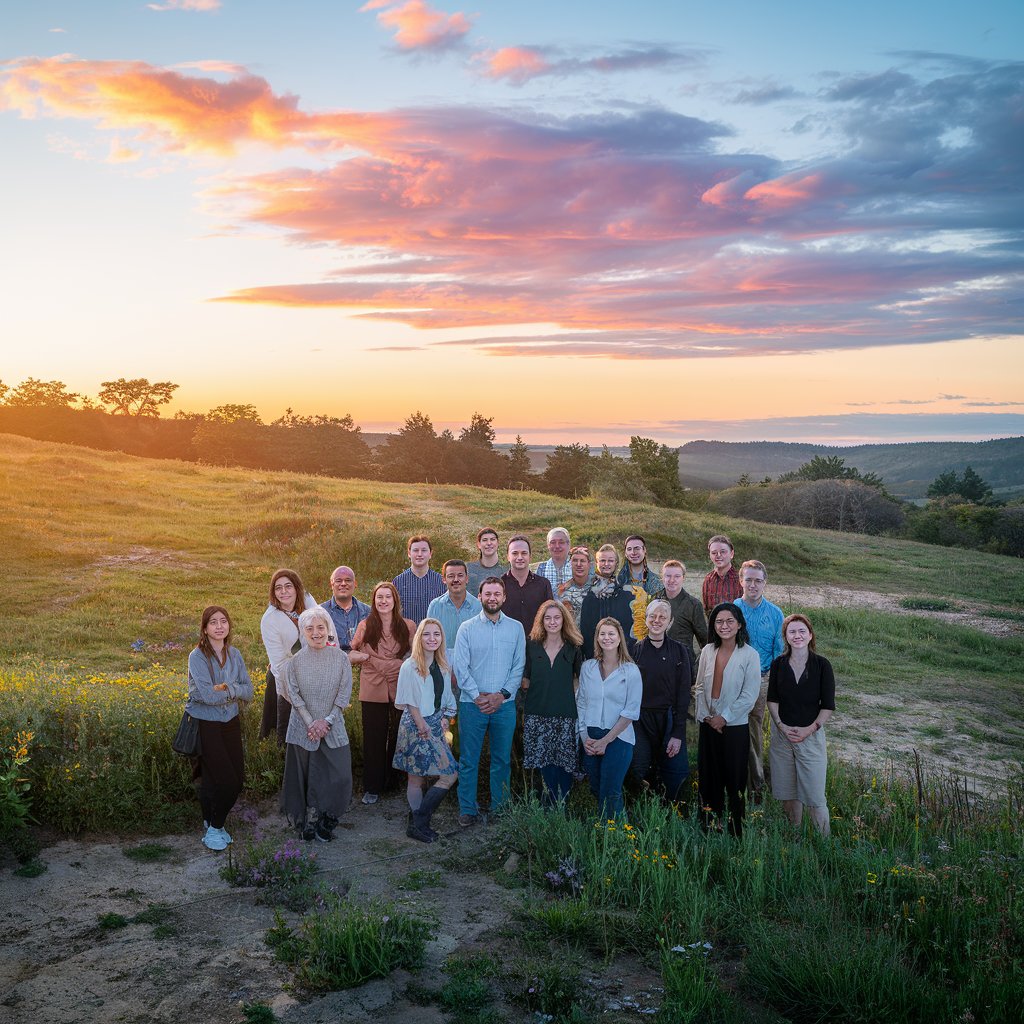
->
<box><xmin>694</xmin><ymin>642</ymin><xmax>761</xmax><ymax>726</ymax></box>
<box><xmin>260</xmin><ymin>592</ymin><xmax>318</xmax><ymax>688</ymax></box>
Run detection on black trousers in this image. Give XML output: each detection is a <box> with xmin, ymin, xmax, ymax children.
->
<box><xmin>193</xmin><ymin>716</ymin><xmax>244</xmax><ymax>829</ymax></box>
<box><xmin>361</xmin><ymin>700</ymin><xmax>402</xmax><ymax>795</ymax></box>
<box><xmin>698</xmin><ymin>721</ymin><xmax>749</xmax><ymax>838</ymax></box>
<box><xmin>258</xmin><ymin>668</ymin><xmax>292</xmax><ymax>746</ymax></box>
<box><xmin>630</xmin><ymin>707</ymin><xmax>689</xmax><ymax>801</ymax></box>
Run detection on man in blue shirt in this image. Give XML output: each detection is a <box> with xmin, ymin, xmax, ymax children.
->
<box><xmin>392</xmin><ymin>535</ymin><xmax>445</xmax><ymax>624</ymax></box>
<box><xmin>452</xmin><ymin>577</ymin><xmax>526</xmax><ymax>826</ymax></box>
<box><xmin>321</xmin><ymin>565</ymin><xmax>370</xmax><ymax>651</ymax></box>
<box><xmin>736</xmin><ymin>559</ymin><xmax>784</xmax><ymax>799</ymax></box>
<box><xmin>426</xmin><ymin>559</ymin><xmax>482</xmax><ymax>660</ymax></box>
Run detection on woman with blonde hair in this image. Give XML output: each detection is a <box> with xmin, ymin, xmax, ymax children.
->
<box><xmin>767</xmin><ymin>613</ymin><xmax>835</xmax><ymax>835</ymax></box>
<box><xmin>521</xmin><ymin>600</ymin><xmax>584</xmax><ymax>806</ymax></box>
<box><xmin>259</xmin><ymin>568</ymin><xmax>318</xmax><ymax>745</ymax></box>
<box><xmin>579</xmin><ymin>544</ymin><xmax>636</xmax><ymax>657</ymax></box>
<box><xmin>279</xmin><ymin>606</ymin><xmax>353</xmax><ymax>842</ymax></box>
<box><xmin>393</xmin><ymin>618</ymin><xmax>458</xmax><ymax>842</ymax></box>
<box><xmin>349</xmin><ymin>581</ymin><xmax>415</xmax><ymax>805</ymax></box>
<box><xmin>576</xmin><ymin>616</ymin><xmax>642</xmax><ymax>819</ymax></box>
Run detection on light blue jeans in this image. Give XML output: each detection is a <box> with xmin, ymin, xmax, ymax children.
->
<box><xmin>457</xmin><ymin>699</ymin><xmax>517</xmax><ymax>816</ymax></box>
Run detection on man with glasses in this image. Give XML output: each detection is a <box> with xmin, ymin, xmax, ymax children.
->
<box><xmin>321</xmin><ymin>566</ymin><xmax>370</xmax><ymax>651</ymax></box>
<box><xmin>735</xmin><ymin>559</ymin><xmax>784</xmax><ymax>799</ymax></box>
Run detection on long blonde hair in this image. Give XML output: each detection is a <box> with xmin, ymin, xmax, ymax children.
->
<box><xmin>593</xmin><ymin>616</ymin><xmax>633</xmax><ymax>665</ymax></box>
<box><xmin>529</xmin><ymin>600</ymin><xmax>583</xmax><ymax>646</ymax></box>
<box><xmin>411</xmin><ymin>618</ymin><xmax>450</xmax><ymax>676</ymax></box>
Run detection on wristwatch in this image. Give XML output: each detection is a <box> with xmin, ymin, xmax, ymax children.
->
<box><xmin>499</xmin><ymin>688</ymin><xmax>512</xmax><ymax>700</ymax></box>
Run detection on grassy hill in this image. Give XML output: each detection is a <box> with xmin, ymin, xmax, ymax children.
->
<box><xmin>677</xmin><ymin>437</ymin><xmax>1024</xmax><ymax>498</ymax></box>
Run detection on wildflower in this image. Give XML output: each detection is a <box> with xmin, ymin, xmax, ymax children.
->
<box><xmin>866</xmin><ymin>872</ymin><xmax>878</xmax><ymax>885</ymax></box>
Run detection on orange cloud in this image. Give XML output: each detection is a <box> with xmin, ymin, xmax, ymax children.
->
<box><xmin>365</xmin><ymin>1</ymin><xmax>473</xmax><ymax>52</ymax></box>
<box><xmin>480</xmin><ymin>47</ymin><xmax>551</xmax><ymax>85</ymax></box>
<box><xmin>744</xmin><ymin>172</ymin><xmax>827</xmax><ymax>209</ymax></box>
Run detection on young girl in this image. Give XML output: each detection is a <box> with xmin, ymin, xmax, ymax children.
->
<box><xmin>186</xmin><ymin>606</ymin><xmax>254</xmax><ymax>851</ymax></box>
<box><xmin>392</xmin><ymin>618</ymin><xmax>458</xmax><ymax>842</ymax></box>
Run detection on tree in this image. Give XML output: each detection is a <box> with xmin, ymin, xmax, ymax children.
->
<box><xmin>0</xmin><ymin>380</ymin><xmax>8</xmax><ymax>404</ymax></box>
<box><xmin>98</xmin><ymin>378</ymin><xmax>178</xmax><ymax>417</ymax></box>
<box><xmin>505</xmin><ymin>435</ymin><xmax>533</xmax><ymax>489</ymax></box>
<box><xmin>590</xmin><ymin>446</ymin><xmax>655</xmax><ymax>503</ymax></box>
<box><xmin>959</xmin><ymin>466</ymin><xmax>993</xmax><ymax>503</ymax></box>
<box><xmin>206</xmin><ymin>403</ymin><xmax>263</xmax><ymax>424</ymax></box>
<box><xmin>926</xmin><ymin>469</ymin><xmax>960</xmax><ymax>499</ymax></box>
<box><xmin>779</xmin><ymin>454</ymin><xmax>887</xmax><ymax>493</ymax></box>
<box><xmin>540</xmin><ymin>443</ymin><xmax>593</xmax><ymax>498</ymax></box>
<box><xmin>375</xmin><ymin>411</ymin><xmax>440</xmax><ymax>482</ymax></box>
<box><xmin>628</xmin><ymin>436</ymin><xmax>686</xmax><ymax>508</ymax></box>
<box><xmin>5</xmin><ymin>377</ymin><xmax>80</xmax><ymax>408</ymax></box>
<box><xmin>926</xmin><ymin>465</ymin><xmax>993</xmax><ymax>504</ymax></box>
<box><xmin>458</xmin><ymin>413</ymin><xmax>496</xmax><ymax>448</ymax></box>
<box><xmin>737</xmin><ymin>473</ymin><xmax>752</xmax><ymax>487</ymax></box>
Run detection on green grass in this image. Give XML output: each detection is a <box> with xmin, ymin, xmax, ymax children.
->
<box><xmin>899</xmin><ymin>597</ymin><xmax>957</xmax><ymax>611</ymax></box>
<box><xmin>122</xmin><ymin>842</ymin><xmax>175</xmax><ymax>863</ymax></box>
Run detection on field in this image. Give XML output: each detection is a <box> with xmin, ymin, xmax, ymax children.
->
<box><xmin>1</xmin><ymin>432</ymin><xmax>1023</xmax><ymax>1023</ymax></box>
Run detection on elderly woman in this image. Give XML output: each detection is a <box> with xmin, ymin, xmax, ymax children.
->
<box><xmin>577</xmin><ymin>617</ymin><xmax>642</xmax><ymax>820</ymax></box>
<box><xmin>393</xmin><ymin>618</ymin><xmax>458</xmax><ymax>842</ymax></box>
<box><xmin>767</xmin><ymin>613</ymin><xmax>835</xmax><ymax>835</ymax></box>
<box><xmin>186</xmin><ymin>606</ymin><xmax>254</xmax><ymax>851</ymax></box>
<box><xmin>695</xmin><ymin>602</ymin><xmax>761</xmax><ymax>837</ymax></box>
<box><xmin>259</xmin><ymin>568</ymin><xmax>318</xmax><ymax>745</ymax></box>
<box><xmin>522</xmin><ymin>599</ymin><xmax>584</xmax><ymax>807</ymax></box>
<box><xmin>579</xmin><ymin>544</ymin><xmax>637</xmax><ymax>657</ymax></box>
<box><xmin>279</xmin><ymin>606</ymin><xmax>353</xmax><ymax>842</ymax></box>
<box><xmin>349</xmin><ymin>582</ymin><xmax>415</xmax><ymax>805</ymax></box>
<box><xmin>628</xmin><ymin>599</ymin><xmax>691</xmax><ymax>801</ymax></box>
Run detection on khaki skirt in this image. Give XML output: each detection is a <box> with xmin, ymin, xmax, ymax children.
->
<box><xmin>769</xmin><ymin>725</ymin><xmax>827</xmax><ymax>807</ymax></box>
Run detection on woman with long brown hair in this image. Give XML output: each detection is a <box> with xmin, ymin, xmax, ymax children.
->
<box><xmin>521</xmin><ymin>600</ymin><xmax>584</xmax><ymax>806</ymax></box>
<box><xmin>349</xmin><ymin>581</ymin><xmax>414</xmax><ymax>805</ymax></box>
<box><xmin>259</xmin><ymin>568</ymin><xmax>318</xmax><ymax>745</ymax></box>
<box><xmin>186</xmin><ymin>606</ymin><xmax>253</xmax><ymax>851</ymax></box>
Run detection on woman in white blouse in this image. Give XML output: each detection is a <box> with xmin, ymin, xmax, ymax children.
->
<box><xmin>259</xmin><ymin>568</ymin><xmax>318</xmax><ymax>745</ymax></box>
<box><xmin>694</xmin><ymin>602</ymin><xmax>761</xmax><ymax>838</ymax></box>
<box><xmin>393</xmin><ymin>618</ymin><xmax>458</xmax><ymax>842</ymax></box>
<box><xmin>576</xmin><ymin>616</ymin><xmax>642</xmax><ymax>820</ymax></box>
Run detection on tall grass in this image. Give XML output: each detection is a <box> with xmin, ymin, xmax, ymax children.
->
<box><xmin>502</xmin><ymin>759</ymin><xmax>1024</xmax><ymax>1023</ymax></box>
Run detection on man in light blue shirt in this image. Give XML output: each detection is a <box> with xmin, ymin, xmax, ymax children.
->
<box><xmin>452</xmin><ymin>577</ymin><xmax>526</xmax><ymax>825</ymax></box>
<box><xmin>321</xmin><ymin>565</ymin><xmax>370</xmax><ymax>651</ymax></box>
<box><xmin>426</xmin><ymin>559</ymin><xmax>482</xmax><ymax>659</ymax></box>
<box><xmin>736</xmin><ymin>559</ymin><xmax>785</xmax><ymax>799</ymax></box>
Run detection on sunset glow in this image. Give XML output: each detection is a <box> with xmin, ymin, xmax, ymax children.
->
<box><xmin>2</xmin><ymin>2</ymin><xmax>1021</xmax><ymax>443</ymax></box>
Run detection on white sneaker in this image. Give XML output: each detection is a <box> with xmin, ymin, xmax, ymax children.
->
<box><xmin>361</xmin><ymin>792</ymin><xmax>380</xmax><ymax>805</ymax></box>
<box><xmin>219</xmin><ymin>827</ymin><xmax>233</xmax><ymax>845</ymax></box>
<box><xmin>202</xmin><ymin>825</ymin><xmax>228</xmax><ymax>851</ymax></box>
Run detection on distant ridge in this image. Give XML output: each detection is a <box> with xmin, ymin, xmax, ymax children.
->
<box><xmin>677</xmin><ymin>437</ymin><xmax>1024</xmax><ymax>498</ymax></box>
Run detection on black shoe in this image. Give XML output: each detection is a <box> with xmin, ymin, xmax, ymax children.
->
<box><xmin>300</xmin><ymin>823</ymin><xmax>316</xmax><ymax>842</ymax></box>
<box><xmin>406</xmin><ymin>821</ymin><xmax>435</xmax><ymax>843</ymax></box>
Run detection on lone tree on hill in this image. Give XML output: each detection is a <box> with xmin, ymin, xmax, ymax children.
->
<box><xmin>506</xmin><ymin>435</ymin><xmax>533</xmax><ymax>489</ymax></box>
<box><xmin>927</xmin><ymin>465</ymin><xmax>994</xmax><ymax>504</ymax></box>
<box><xmin>5</xmin><ymin>377</ymin><xmax>80</xmax><ymax>408</ymax></box>
<box><xmin>99</xmin><ymin>378</ymin><xmax>178</xmax><ymax>417</ymax></box>
<box><xmin>779</xmin><ymin>454</ymin><xmax>884</xmax><ymax>490</ymax></box>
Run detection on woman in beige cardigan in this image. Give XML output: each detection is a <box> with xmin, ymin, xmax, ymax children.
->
<box><xmin>694</xmin><ymin>602</ymin><xmax>761</xmax><ymax>838</ymax></box>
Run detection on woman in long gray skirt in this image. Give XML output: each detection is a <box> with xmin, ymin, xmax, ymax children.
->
<box><xmin>280</xmin><ymin>606</ymin><xmax>353</xmax><ymax>841</ymax></box>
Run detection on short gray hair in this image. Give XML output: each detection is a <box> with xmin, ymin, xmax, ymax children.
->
<box><xmin>298</xmin><ymin>607</ymin><xmax>333</xmax><ymax>634</ymax></box>
<box><xmin>547</xmin><ymin>527</ymin><xmax>570</xmax><ymax>544</ymax></box>
<box><xmin>646</xmin><ymin>599</ymin><xmax>673</xmax><ymax>622</ymax></box>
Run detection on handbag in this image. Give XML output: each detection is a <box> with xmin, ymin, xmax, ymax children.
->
<box><xmin>172</xmin><ymin>711</ymin><xmax>202</xmax><ymax>757</ymax></box>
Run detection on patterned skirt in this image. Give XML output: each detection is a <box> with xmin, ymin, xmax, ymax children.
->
<box><xmin>523</xmin><ymin>714</ymin><xmax>580</xmax><ymax>775</ymax></box>
<box><xmin>392</xmin><ymin>709</ymin><xmax>458</xmax><ymax>777</ymax></box>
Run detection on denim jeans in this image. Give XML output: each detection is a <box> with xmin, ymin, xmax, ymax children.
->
<box><xmin>539</xmin><ymin>764</ymin><xmax>574</xmax><ymax>807</ymax></box>
<box><xmin>582</xmin><ymin>727</ymin><xmax>633</xmax><ymax>820</ymax></box>
<box><xmin>457</xmin><ymin>698</ymin><xmax>517</xmax><ymax>816</ymax></box>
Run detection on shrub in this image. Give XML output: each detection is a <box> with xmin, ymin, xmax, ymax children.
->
<box><xmin>221</xmin><ymin>837</ymin><xmax>321</xmax><ymax>910</ymax></box>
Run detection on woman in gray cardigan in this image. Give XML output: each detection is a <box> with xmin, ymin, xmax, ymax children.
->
<box><xmin>186</xmin><ymin>606</ymin><xmax>254</xmax><ymax>852</ymax></box>
<box><xmin>279</xmin><ymin>606</ymin><xmax>354</xmax><ymax>842</ymax></box>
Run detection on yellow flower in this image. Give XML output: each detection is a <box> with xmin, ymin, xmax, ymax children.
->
<box><xmin>867</xmin><ymin>872</ymin><xmax>878</xmax><ymax>885</ymax></box>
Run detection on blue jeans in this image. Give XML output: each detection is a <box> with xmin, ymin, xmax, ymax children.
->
<box><xmin>457</xmin><ymin>699</ymin><xmax>517</xmax><ymax>816</ymax></box>
<box><xmin>539</xmin><ymin>765</ymin><xmax>574</xmax><ymax>807</ymax></box>
<box><xmin>583</xmin><ymin>727</ymin><xmax>633</xmax><ymax>820</ymax></box>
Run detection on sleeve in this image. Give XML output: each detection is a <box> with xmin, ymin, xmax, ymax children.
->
<box><xmin>621</xmin><ymin>665</ymin><xmax>642</xmax><ymax>721</ymax></box>
<box><xmin>579</xmin><ymin>594</ymin><xmax>597</xmax><ymax>660</ymax></box>
<box><xmin>572</xmin><ymin>644</ymin><xmax>583</xmax><ymax>679</ymax></box>
<box><xmin>333</xmin><ymin>653</ymin><xmax>353</xmax><ymax>715</ymax></box>
<box><xmin>281</xmin><ymin>659</ymin><xmax>313</xmax><ymax>728</ymax></box>
<box><xmin>771</xmin><ymin>607</ymin><xmax>785</xmax><ymax>663</ymax></box>
<box><xmin>693</xmin><ymin>645</ymin><xmax>712</xmax><ymax>722</ymax></box>
<box><xmin>229</xmin><ymin>649</ymin><xmax>254</xmax><ymax>703</ymax></box>
<box><xmin>522</xmin><ymin>643</ymin><xmax>534</xmax><ymax>680</ymax></box>
<box><xmin>818</xmin><ymin>656</ymin><xmax>836</xmax><ymax>712</ymax></box>
<box><xmin>441</xmin><ymin>669</ymin><xmax>457</xmax><ymax>718</ymax></box>
<box><xmin>187</xmin><ymin>650</ymin><xmax>234</xmax><ymax>706</ymax></box>
<box><xmin>503</xmin><ymin>624</ymin><xmax>527</xmax><ymax>698</ymax></box>
<box><xmin>351</xmin><ymin>619</ymin><xmax>367</xmax><ymax>651</ymax></box>
<box><xmin>260</xmin><ymin>610</ymin><xmax>295</xmax><ymax>681</ymax></box>
<box><xmin>671</xmin><ymin>643</ymin><xmax>690</xmax><ymax>739</ymax></box>
<box><xmin>766</xmin><ymin>656</ymin><xmax>783</xmax><ymax>704</ymax></box>
<box><xmin>576</xmin><ymin>662</ymin><xmax>591</xmax><ymax>740</ymax></box>
<box><xmin>722</xmin><ymin>646</ymin><xmax>761</xmax><ymax>725</ymax></box>
<box><xmin>691</xmin><ymin>600</ymin><xmax>709</xmax><ymax>649</ymax></box>
<box><xmin>541</xmin><ymin>576</ymin><xmax>554</xmax><ymax>601</ymax></box>
<box><xmin>452</xmin><ymin>620</ymin><xmax>479</xmax><ymax>701</ymax></box>
<box><xmin>394</xmin><ymin>659</ymin><xmax>420</xmax><ymax>710</ymax></box>
<box><xmin>701</xmin><ymin>575</ymin><xmax>712</xmax><ymax>614</ymax></box>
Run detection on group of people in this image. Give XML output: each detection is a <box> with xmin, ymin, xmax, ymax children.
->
<box><xmin>183</xmin><ymin>528</ymin><xmax>835</xmax><ymax>851</ymax></box>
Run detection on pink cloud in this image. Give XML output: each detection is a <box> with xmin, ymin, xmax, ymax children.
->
<box><xmin>480</xmin><ymin>47</ymin><xmax>551</xmax><ymax>85</ymax></box>
<box><xmin>147</xmin><ymin>0</ymin><xmax>221</xmax><ymax>11</ymax></box>
<box><xmin>365</xmin><ymin>1</ymin><xmax>473</xmax><ymax>52</ymax></box>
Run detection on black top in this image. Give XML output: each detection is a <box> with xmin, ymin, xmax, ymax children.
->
<box><xmin>630</xmin><ymin>636</ymin><xmax>691</xmax><ymax>740</ymax></box>
<box><xmin>579</xmin><ymin>582</ymin><xmax>635</xmax><ymax>659</ymax></box>
<box><xmin>501</xmin><ymin>571</ymin><xmax>554</xmax><ymax>634</ymax></box>
<box><xmin>522</xmin><ymin>640</ymin><xmax>583</xmax><ymax>718</ymax></box>
<box><xmin>767</xmin><ymin>651</ymin><xmax>836</xmax><ymax>728</ymax></box>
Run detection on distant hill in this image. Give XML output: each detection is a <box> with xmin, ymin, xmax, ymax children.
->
<box><xmin>677</xmin><ymin>438</ymin><xmax>1024</xmax><ymax>499</ymax></box>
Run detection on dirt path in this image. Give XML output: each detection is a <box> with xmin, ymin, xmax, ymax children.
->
<box><xmin>0</xmin><ymin>796</ymin><xmax>519</xmax><ymax>1024</ymax></box>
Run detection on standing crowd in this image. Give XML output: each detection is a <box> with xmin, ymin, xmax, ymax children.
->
<box><xmin>182</xmin><ymin>528</ymin><xmax>835</xmax><ymax>851</ymax></box>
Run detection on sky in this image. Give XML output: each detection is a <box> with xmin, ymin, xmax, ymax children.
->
<box><xmin>1</xmin><ymin>1</ymin><xmax>1022</xmax><ymax>445</ymax></box>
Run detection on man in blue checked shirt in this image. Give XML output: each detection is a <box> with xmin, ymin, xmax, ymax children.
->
<box><xmin>735</xmin><ymin>559</ymin><xmax>785</xmax><ymax>800</ymax></box>
<box><xmin>392</xmin><ymin>535</ymin><xmax>446</xmax><ymax>624</ymax></box>
<box><xmin>452</xmin><ymin>577</ymin><xmax>526</xmax><ymax>826</ymax></box>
